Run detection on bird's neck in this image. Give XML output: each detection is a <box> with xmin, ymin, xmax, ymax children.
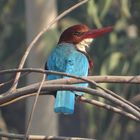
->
<box><xmin>76</xmin><ymin>39</ymin><xmax>93</xmax><ymax>72</ymax></box>
<box><xmin>75</xmin><ymin>39</ymin><xmax>94</xmax><ymax>71</ymax></box>
<box><xmin>75</xmin><ymin>38</ymin><xmax>93</xmax><ymax>53</ymax></box>
<box><xmin>77</xmin><ymin>49</ymin><xmax>93</xmax><ymax>72</ymax></box>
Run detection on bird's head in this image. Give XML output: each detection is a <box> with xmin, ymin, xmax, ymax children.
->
<box><xmin>58</xmin><ymin>24</ymin><xmax>113</xmax><ymax>52</ymax></box>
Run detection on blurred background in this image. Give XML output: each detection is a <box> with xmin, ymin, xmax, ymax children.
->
<box><xmin>0</xmin><ymin>0</ymin><xmax>140</xmax><ymax>140</ymax></box>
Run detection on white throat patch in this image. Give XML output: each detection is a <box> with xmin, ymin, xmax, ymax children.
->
<box><xmin>76</xmin><ymin>38</ymin><xmax>93</xmax><ymax>52</ymax></box>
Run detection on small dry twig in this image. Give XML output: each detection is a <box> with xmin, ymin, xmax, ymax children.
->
<box><xmin>80</xmin><ymin>96</ymin><xmax>139</xmax><ymax>122</ymax></box>
<box><xmin>1</xmin><ymin>68</ymin><xmax>140</xmax><ymax>84</ymax></box>
<box><xmin>24</xmin><ymin>74</ymin><xmax>46</xmax><ymax>139</ymax></box>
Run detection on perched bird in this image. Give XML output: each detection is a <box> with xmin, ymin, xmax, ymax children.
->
<box><xmin>45</xmin><ymin>24</ymin><xmax>113</xmax><ymax>114</ymax></box>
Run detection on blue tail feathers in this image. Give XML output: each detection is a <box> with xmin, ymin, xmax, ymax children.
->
<box><xmin>54</xmin><ymin>91</ymin><xmax>75</xmax><ymax>114</ymax></box>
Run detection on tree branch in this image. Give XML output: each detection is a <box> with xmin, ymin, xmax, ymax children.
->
<box><xmin>80</xmin><ymin>96</ymin><xmax>139</xmax><ymax>122</ymax></box>
<box><xmin>25</xmin><ymin>74</ymin><xmax>46</xmax><ymax>139</ymax></box>
<box><xmin>0</xmin><ymin>86</ymin><xmax>139</xmax><ymax>121</ymax></box>
<box><xmin>1</xmin><ymin>68</ymin><xmax>140</xmax><ymax>84</ymax></box>
<box><xmin>1</xmin><ymin>69</ymin><xmax>140</xmax><ymax>121</ymax></box>
<box><xmin>0</xmin><ymin>83</ymin><xmax>140</xmax><ymax>121</ymax></box>
<box><xmin>1</xmin><ymin>68</ymin><xmax>140</xmax><ymax>113</ymax></box>
<box><xmin>0</xmin><ymin>132</ymin><xmax>95</xmax><ymax>140</ymax></box>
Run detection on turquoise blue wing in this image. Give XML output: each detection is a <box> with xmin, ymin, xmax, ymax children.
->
<box><xmin>47</xmin><ymin>44</ymin><xmax>89</xmax><ymax>90</ymax></box>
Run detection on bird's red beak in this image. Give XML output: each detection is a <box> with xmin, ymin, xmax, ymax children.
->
<box><xmin>83</xmin><ymin>26</ymin><xmax>113</xmax><ymax>39</ymax></box>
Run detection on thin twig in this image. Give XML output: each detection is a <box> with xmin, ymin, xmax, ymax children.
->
<box><xmin>8</xmin><ymin>0</ymin><xmax>89</xmax><ymax>93</ymax></box>
<box><xmin>24</xmin><ymin>74</ymin><xmax>46</xmax><ymax>139</ymax></box>
<box><xmin>1</xmin><ymin>68</ymin><xmax>140</xmax><ymax>84</ymax></box>
<box><xmin>0</xmin><ymin>132</ymin><xmax>95</xmax><ymax>140</ymax></box>
<box><xmin>0</xmin><ymin>72</ymin><xmax>29</xmax><ymax>88</ymax></box>
<box><xmin>80</xmin><ymin>96</ymin><xmax>139</xmax><ymax>122</ymax></box>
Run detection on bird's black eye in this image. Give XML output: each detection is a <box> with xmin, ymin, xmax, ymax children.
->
<box><xmin>73</xmin><ymin>31</ymin><xmax>83</xmax><ymax>36</ymax></box>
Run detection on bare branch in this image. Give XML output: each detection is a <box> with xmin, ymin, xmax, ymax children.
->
<box><xmin>1</xmin><ymin>68</ymin><xmax>140</xmax><ymax>113</ymax></box>
<box><xmin>0</xmin><ymin>132</ymin><xmax>95</xmax><ymax>140</ymax></box>
<box><xmin>1</xmin><ymin>68</ymin><xmax>140</xmax><ymax>120</ymax></box>
<box><xmin>80</xmin><ymin>96</ymin><xmax>139</xmax><ymax>122</ymax></box>
<box><xmin>0</xmin><ymin>83</ymin><xmax>140</xmax><ymax>120</ymax></box>
<box><xmin>25</xmin><ymin>74</ymin><xmax>46</xmax><ymax>139</ymax></box>
<box><xmin>1</xmin><ymin>68</ymin><xmax>140</xmax><ymax>84</ymax></box>
<box><xmin>0</xmin><ymin>86</ymin><xmax>139</xmax><ymax>122</ymax></box>
<box><xmin>8</xmin><ymin>0</ymin><xmax>89</xmax><ymax>93</ymax></box>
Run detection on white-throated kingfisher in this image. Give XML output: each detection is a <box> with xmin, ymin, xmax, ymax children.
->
<box><xmin>45</xmin><ymin>24</ymin><xmax>113</xmax><ymax>114</ymax></box>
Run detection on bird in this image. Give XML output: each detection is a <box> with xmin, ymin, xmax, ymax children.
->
<box><xmin>45</xmin><ymin>24</ymin><xmax>113</xmax><ymax>114</ymax></box>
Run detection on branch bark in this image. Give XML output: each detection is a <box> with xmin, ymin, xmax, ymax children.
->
<box><xmin>0</xmin><ymin>83</ymin><xmax>140</xmax><ymax>121</ymax></box>
<box><xmin>1</xmin><ymin>68</ymin><xmax>140</xmax><ymax>113</ymax></box>
<box><xmin>1</xmin><ymin>68</ymin><xmax>140</xmax><ymax>84</ymax></box>
<box><xmin>0</xmin><ymin>132</ymin><xmax>95</xmax><ymax>140</ymax></box>
<box><xmin>25</xmin><ymin>74</ymin><xmax>46</xmax><ymax>139</ymax></box>
<box><xmin>80</xmin><ymin>96</ymin><xmax>139</xmax><ymax>122</ymax></box>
